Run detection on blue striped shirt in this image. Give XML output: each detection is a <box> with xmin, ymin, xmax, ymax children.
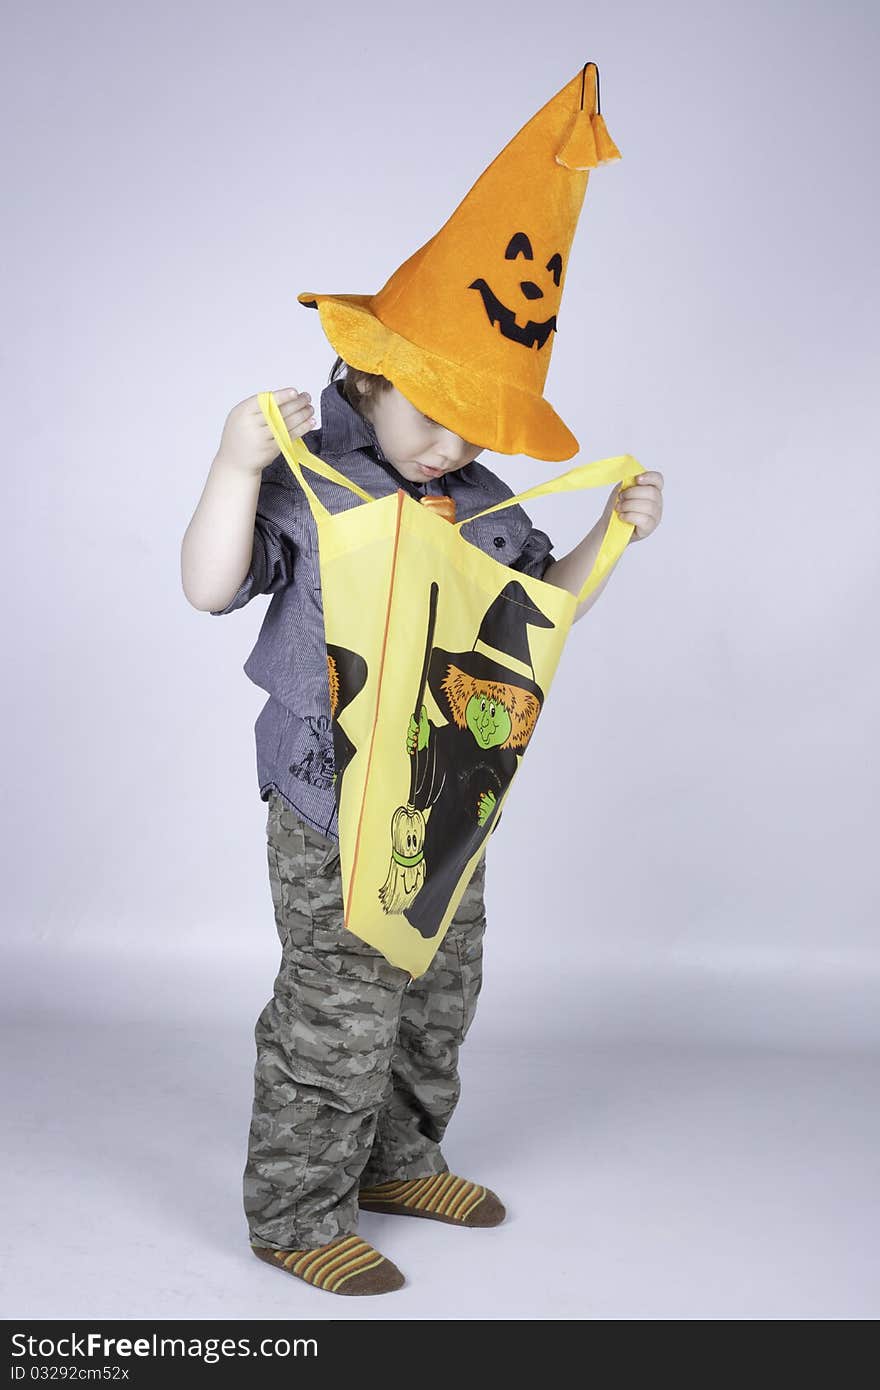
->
<box><xmin>211</xmin><ymin>378</ymin><xmax>555</xmax><ymax>839</ymax></box>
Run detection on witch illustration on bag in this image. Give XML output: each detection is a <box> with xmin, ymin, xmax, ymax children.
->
<box><xmin>376</xmin><ymin>576</ymin><xmax>553</xmax><ymax>936</ymax></box>
<box><xmin>399</xmin><ymin>580</ymin><xmax>554</xmax><ymax>938</ymax></box>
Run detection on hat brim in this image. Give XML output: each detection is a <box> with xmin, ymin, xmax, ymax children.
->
<box><xmin>297</xmin><ymin>291</ymin><xmax>579</xmax><ymax>461</ymax></box>
<box><xmin>428</xmin><ymin>646</ymin><xmax>545</xmax><ymax>709</ymax></box>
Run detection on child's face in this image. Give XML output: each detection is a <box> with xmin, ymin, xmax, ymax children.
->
<box><xmin>356</xmin><ymin>381</ymin><xmax>483</xmax><ymax>484</ymax></box>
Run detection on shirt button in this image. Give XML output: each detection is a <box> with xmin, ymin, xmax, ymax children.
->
<box><xmin>493</xmin><ymin>536</ymin><xmax>506</xmax><ymax>549</ymax></box>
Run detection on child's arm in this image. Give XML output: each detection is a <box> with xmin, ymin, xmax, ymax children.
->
<box><xmin>181</xmin><ymin>387</ymin><xmax>315</xmax><ymax>612</ymax></box>
<box><xmin>543</xmin><ymin>472</ymin><xmax>664</xmax><ymax>624</ymax></box>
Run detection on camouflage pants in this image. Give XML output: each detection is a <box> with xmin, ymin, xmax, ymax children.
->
<box><xmin>243</xmin><ymin>788</ymin><xmax>488</xmax><ymax>1250</ymax></box>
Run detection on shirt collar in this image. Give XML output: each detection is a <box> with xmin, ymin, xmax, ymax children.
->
<box><xmin>317</xmin><ymin>378</ymin><xmax>480</xmax><ymax>487</ymax></box>
<box><xmin>318</xmin><ymin>379</ymin><xmax>378</xmax><ymax>457</ymax></box>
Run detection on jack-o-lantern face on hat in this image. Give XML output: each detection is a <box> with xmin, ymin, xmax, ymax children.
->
<box><xmin>468</xmin><ymin>231</ymin><xmax>563</xmax><ymax>351</ymax></box>
<box><xmin>296</xmin><ymin>63</ymin><xmax>621</xmax><ymax>460</ymax></box>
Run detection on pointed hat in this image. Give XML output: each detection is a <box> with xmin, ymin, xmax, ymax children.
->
<box><xmin>297</xmin><ymin>62</ymin><xmax>620</xmax><ymax>461</ymax></box>
<box><xmin>428</xmin><ymin>580</ymin><xmax>555</xmax><ymax>710</ymax></box>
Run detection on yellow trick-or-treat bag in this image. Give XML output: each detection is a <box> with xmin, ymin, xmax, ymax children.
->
<box><xmin>259</xmin><ymin>390</ymin><xmax>643</xmax><ymax>978</ymax></box>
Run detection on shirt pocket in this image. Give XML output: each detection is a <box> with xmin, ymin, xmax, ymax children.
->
<box><xmin>301</xmin><ymin>526</ymin><xmax>324</xmax><ymax>611</ymax></box>
<box><xmin>291</xmin><ymin>492</ymin><xmax>322</xmax><ymax>588</ymax></box>
<box><xmin>306</xmin><ymin>541</ymin><xmax>322</xmax><ymax>592</ymax></box>
<box><xmin>459</xmin><ymin>505</ymin><xmax>534</xmax><ymax>567</ymax></box>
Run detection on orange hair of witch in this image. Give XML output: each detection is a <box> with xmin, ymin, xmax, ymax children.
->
<box><xmin>327</xmin><ymin>654</ymin><xmax>340</xmax><ymax>720</ymax></box>
<box><xmin>439</xmin><ymin>664</ymin><xmax>541</xmax><ymax>750</ymax></box>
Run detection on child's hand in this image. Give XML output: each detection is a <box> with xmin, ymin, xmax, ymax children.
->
<box><xmin>217</xmin><ymin>387</ymin><xmax>317</xmax><ymax>476</ymax></box>
<box><xmin>608</xmin><ymin>470</ymin><xmax>664</xmax><ymax>543</ymax></box>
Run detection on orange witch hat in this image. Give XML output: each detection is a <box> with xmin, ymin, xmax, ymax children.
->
<box><xmin>297</xmin><ymin>62</ymin><xmax>621</xmax><ymax>462</ymax></box>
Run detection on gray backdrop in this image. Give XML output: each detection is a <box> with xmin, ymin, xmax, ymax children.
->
<box><xmin>2</xmin><ymin>0</ymin><xmax>878</xmax><ymax>1321</ymax></box>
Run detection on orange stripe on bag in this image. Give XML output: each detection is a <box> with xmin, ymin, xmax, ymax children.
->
<box><xmin>347</xmin><ymin>489</ymin><xmax>405</xmax><ymax>933</ymax></box>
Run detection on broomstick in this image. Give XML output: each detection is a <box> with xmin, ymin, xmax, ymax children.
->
<box><xmin>378</xmin><ymin>581</ymin><xmax>439</xmax><ymax>913</ymax></box>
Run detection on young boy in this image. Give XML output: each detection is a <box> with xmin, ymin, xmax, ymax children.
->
<box><xmin>181</xmin><ymin>367</ymin><xmax>662</xmax><ymax>1296</ymax></box>
<box><xmin>180</xmin><ymin>64</ymin><xmax>663</xmax><ymax>1296</ymax></box>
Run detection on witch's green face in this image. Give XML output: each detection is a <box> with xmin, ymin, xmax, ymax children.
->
<box><xmin>465</xmin><ymin>693</ymin><xmax>512</xmax><ymax>748</ymax></box>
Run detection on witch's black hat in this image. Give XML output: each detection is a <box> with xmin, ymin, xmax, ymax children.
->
<box><xmin>427</xmin><ymin>580</ymin><xmax>554</xmax><ymax>714</ymax></box>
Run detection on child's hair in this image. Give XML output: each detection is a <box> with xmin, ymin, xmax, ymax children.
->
<box><xmin>329</xmin><ymin>356</ymin><xmax>393</xmax><ymax>417</ymax></box>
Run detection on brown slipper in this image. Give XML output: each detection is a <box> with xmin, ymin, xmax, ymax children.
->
<box><xmin>358</xmin><ymin>1173</ymin><xmax>506</xmax><ymax>1227</ymax></box>
<box><xmin>251</xmin><ymin>1233</ymin><xmax>405</xmax><ymax>1295</ymax></box>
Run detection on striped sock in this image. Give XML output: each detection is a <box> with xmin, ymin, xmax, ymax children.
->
<box><xmin>251</xmin><ymin>1233</ymin><xmax>404</xmax><ymax>1295</ymax></box>
<box><xmin>358</xmin><ymin>1172</ymin><xmax>506</xmax><ymax>1227</ymax></box>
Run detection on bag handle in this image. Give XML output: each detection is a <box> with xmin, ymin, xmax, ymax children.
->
<box><xmin>258</xmin><ymin>390</ymin><xmax>643</xmax><ymax>605</ymax></box>
<box><xmin>455</xmin><ymin>454</ymin><xmax>645</xmax><ymax>603</ymax></box>
<box><xmin>454</xmin><ymin>454</ymin><xmax>643</xmax><ymax>525</ymax></box>
<box><xmin>258</xmin><ymin>391</ymin><xmax>376</xmax><ymax>520</ymax></box>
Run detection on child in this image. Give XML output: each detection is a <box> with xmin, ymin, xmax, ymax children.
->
<box><xmin>181</xmin><ymin>65</ymin><xmax>663</xmax><ymax>1296</ymax></box>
